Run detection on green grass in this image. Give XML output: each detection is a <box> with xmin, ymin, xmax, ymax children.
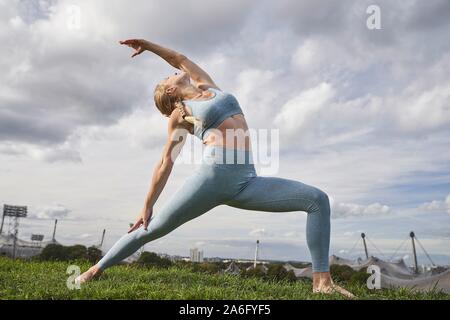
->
<box><xmin>0</xmin><ymin>256</ymin><xmax>448</xmax><ymax>300</ymax></box>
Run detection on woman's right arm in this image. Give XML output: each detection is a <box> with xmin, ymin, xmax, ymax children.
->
<box><xmin>129</xmin><ymin>110</ymin><xmax>188</xmax><ymax>232</ymax></box>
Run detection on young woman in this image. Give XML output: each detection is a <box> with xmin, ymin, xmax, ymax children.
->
<box><xmin>75</xmin><ymin>39</ymin><xmax>354</xmax><ymax>297</ymax></box>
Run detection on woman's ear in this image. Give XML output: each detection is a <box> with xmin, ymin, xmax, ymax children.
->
<box><xmin>165</xmin><ymin>85</ymin><xmax>177</xmax><ymax>97</ymax></box>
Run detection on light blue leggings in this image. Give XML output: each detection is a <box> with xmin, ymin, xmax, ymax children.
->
<box><xmin>97</xmin><ymin>145</ymin><xmax>331</xmax><ymax>272</ymax></box>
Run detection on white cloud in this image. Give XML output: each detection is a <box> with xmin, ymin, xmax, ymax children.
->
<box><xmin>195</xmin><ymin>241</ymin><xmax>206</xmax><ymax>247</ymax></box>
<box><xmin>84</xmin><ymin>108</ymin><xmax>168</xmax><ymax>149</ymax></box>
<box><xmin>0</xmin><ymin>136</ymin><xmax>82</xmax><ymax>163</ymax></box>
<box><xmin>283</xmin><ymin>231</ymin><xmax>303</xmax><ymax>238</ymax></box>
<box><xmin>274</xmin><ymin>82</ymin><xmax>335</xmax><ymax>135</ymax></box>
<box><xmin>233</xmin><ymin>68</ymin><xmax>281</xmax><ymax>126</ymax></box>
<box><xmin>343</xmin><ymin>231</ymin><xmax>356</xmax><ymax>237</ymax></box>
<box><xmin>392</xmin><ymin>83</ymin><xmax>450</xmax><ymax>133</ymax></box>
<box><xmin>420</xmin><ymin>194</ymin><xmax>450</xmax><ymax>214</ymax></box>
<box><xmin>249</xmin><ymin>228</ymin><xmax>272</xmax><ymax>237</ymax></box>
<box><xmin>291</xmin><ymin>37</ymin><xmax>368</xmax><ymax>77</ymax></box>
<box><xmin>29</xmin><ymin>203</ymin><xmax>71</xmax><ymax>220</ymax></box>
<box><xmin>332</xmin><ymin>202</ymin><xmax>392</xmax><ymax>219</ymax></box>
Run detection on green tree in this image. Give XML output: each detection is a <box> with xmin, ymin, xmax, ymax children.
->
<box><xmin>191</xmin><ymin>262</ymin><xmax>220</xmax><ymax>274</ymax></box>
<box><xmin>266</xmin><ymin>264</ymin><xmax>297</xmax><ymax>282</ymax></box>
<box><xmin>39</xmin><ymin>244</ymin><xmax>68</xmax><ymax>261</ymax></box>
<box><xmin>241</xmin><ymin>265</ymin><xmax>266</xmax><ymax>279</ymax></box>
<box><xmin>66</xmin><ymin>245</ymin><xmax>88</xmax><ymax>261</ymax></box>
<box><xmin>87</xmin><ymin>246</ymin><xmax>103</xmax><ymax>263</ymax></box>
<box><xmin>349</xmin><ymin>269</ymin><xmax>370</xmax><ymax>286</ymax></box>
<box><xmin>136</xmin><ymin>251</ymin><xmax>173</xmax><ymax>268</ymax></box>
<box><xmin>330</xmin><ymin>264</ymin><xmax>355</xmax><ymax>282</ymax></box>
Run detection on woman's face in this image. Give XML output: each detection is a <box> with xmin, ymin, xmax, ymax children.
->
<box><xmin>162</xmin><ymin>71</ymin><xmax>190</xmax><ymax>89</ymax></box>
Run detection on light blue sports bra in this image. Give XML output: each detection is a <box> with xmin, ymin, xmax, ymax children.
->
<box><xmin>181</xmin><ymin>88</ymin><xmax>244</xmax><ymax>141</ymax></box>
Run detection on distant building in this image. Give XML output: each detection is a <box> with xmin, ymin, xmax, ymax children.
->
<box><xmin>189</xmin><ymin>248</ymin><xmax>204</xmax><ymax>262</ymax></box>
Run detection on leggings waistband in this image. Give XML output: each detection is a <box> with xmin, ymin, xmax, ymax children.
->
<box><xmin>202</xmin><ymin>144</ymin><xmax>254</xmax><ymax>165</ymax></box>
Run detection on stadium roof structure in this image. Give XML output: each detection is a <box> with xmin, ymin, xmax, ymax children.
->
<box><xmin>282</xmin><ymin>254</ymin><xmax>450</xmax><ymax>294</ymax></box>
<box><xmin>0</xmin><ymin>233</ymin><xmax>60</xmax><ymax>248</ymax></box>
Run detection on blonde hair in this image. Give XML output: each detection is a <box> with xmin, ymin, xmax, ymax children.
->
<box><xmin>153</xmin><ymin>82</ymin><xmax>197</xmax><ymax>124</ymax></box>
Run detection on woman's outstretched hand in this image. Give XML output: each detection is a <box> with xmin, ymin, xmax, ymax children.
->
<box><xmin>119</xmin><ymin>39</ymin><xmax>148</xmax><ymax>58</ymax></box>
<box><xmin>128</xmin><ymin>206</ymin><xmax>153</xmax><ymax>233</ymax></box>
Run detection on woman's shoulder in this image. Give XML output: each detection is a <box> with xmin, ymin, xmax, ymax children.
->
<box><xmin>197</xmin><ymin>83</ymin><xmax>222</xmax><ymax>92</ymax></box>
<box><xmin>169</xmin><ymin>106</ymin><xmax>194</xmax><ymax>133</ymax></box>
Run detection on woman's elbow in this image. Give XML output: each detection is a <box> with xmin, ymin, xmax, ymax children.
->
<box><xmin>177</xmin><ymin>53</ymin><xmax>188</xmax><ymax>63</ymax></box>
<box><xmin>160</xmin><ymin>157</ymin><xmax>174</xmax><ymax>173</ymax></box>
<box><xmin>172</xmin><ymin>54</ymin><xmax>187</xmax><ymax>69</ymax></box>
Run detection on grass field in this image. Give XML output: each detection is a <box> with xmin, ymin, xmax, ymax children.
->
<box><xmin>0</xmin><ymin>256</ymin><xmax>448</xmax><ymax>300</ymax></box>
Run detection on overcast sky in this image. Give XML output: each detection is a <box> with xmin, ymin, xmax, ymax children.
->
<box><xmin>1</xmin><ymin>0</ymin><xmax>449</xmax><ymax>265</ymax></box>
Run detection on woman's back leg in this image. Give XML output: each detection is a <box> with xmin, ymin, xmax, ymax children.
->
<box><xmin>225</xmin><ymin>175</ymin><xmax>331</xmax><ymax>273</ymax></box>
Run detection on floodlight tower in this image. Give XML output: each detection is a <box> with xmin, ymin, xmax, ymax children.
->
<box><xmin>99</xmin><ymin>229</ymin><xmax>106</xmax><ymax>247</ymax></box>
<box><xmin>361</xmin><ymin>233</ymin><xmax>369</xmax><ymax>259</ymax></box>
<box><xmin>2</xmin><ymin>204</ymin><xmax>27</xmax><ymax>259</ymax></box>
<box><xmin>52</xmin><ymin>219</ymin><xmax>58</xmax><ymax>242</ymax></box>
<box><xmin>253</xmin><ymin>240</ymin><xmax>260</xmax><ymax>268</ymax></box>
<box><xmin>410</xmin><ymin>231</ymin><xmax>419</xmax><ymax>274</ymax></box>
<box><xmin>0</xmin><ymin>209</ymin><xmax>5</xmax><ymax>235</ymax></box>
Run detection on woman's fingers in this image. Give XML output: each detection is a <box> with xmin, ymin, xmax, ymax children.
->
<box><xmin>119</xmin><ymin>40</ymin><xmax>138</xmax><ymax>50</ymax></box>
<box><xmin>143</xmin><ymin>215</ymin><xmax>152</xmax><ymax>231</ymax></box>
<box><xmin>128</xmin><ymin>218</ymin><xmax>142</xmax><ymax>233</ymax></box>
<box><xmin>131</xmin><ymin>48</ymin><xmax>144</xmax><ymax>58</ymax></box>
<box><xmin>119</xmin><ymin>39</ymin><xmax>146</xmax><ymax>58</ymax></box>
<box><xmin>143</xmin><ymin>207</ymin><xmax>153</xmax><ymax>231</ymax></box>
<box><xmin>119</xmin><ymin>39</ymin><xmax>138</xmax><ymax>45</ymax></box>
<box><xmin>127</xmin><ymin>207</ymin><xmax>152</xmax><ymax>233</ymax></box>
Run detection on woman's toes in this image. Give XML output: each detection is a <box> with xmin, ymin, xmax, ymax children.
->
<box><xmin>74</xmin><ymin>269</ymin><xmax>97</xmax><ymax>285</ymax></box>
<box><xmin>74</xmin><ymin>274</ymin><xmax>87</xmax><ymax>285</ymax></box>
<box><xmin>313</xmin><ymin>284</ymin><xmax>356</xmax><ymax>298</ymax></box>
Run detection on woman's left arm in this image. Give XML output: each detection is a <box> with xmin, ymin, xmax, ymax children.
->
<box><xmin>128</xmin><ymin>110</ymin><xmax>188</xmax><ymax>233</ymax></box>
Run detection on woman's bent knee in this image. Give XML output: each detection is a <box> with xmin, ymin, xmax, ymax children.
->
<box><xmin>309</xmin><ymin>188</ymin><xmax>330</xmax><ymax>213</ymax></box>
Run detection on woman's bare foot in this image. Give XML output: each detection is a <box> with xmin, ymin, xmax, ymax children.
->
<box><xmin>312</xmin><ymin>271</ymin><xmax>356</xmax><ymax>298</ymax></box>
<box><xmin>75</xmin><ymin>265</ymin><xmax>103</xmax><ymax>285</ymax></box>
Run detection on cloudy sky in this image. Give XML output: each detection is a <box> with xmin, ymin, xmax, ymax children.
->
<box><xmin>1</xmin><ymin>0</ymin><xmax>449</xmax><ymax>266</ymax></box>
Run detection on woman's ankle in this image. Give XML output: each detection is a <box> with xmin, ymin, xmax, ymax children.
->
<box><xmin>89</xmin><ymin>265</ymin><xmax>103</xmax><ymax>277</ymax></box>
<box><xmin>313</xmin><ymin>271</ymin><xmax>332</xmax><ymax>289</ymax></box>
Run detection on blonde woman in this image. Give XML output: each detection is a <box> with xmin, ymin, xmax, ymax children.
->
<box><xmin>75</xmin><ymin>39</ymin><xmax>354</xmax><ymax>297</ymax></box>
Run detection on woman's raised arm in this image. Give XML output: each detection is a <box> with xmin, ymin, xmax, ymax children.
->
<box><xmin>119</xmin><ymin>39</ymin><xmax>219</xmax><ymax>89</ymax></box>
<box><xmin>119</xmin><ymin>39</ymin><xmax>185</xmax><ymax>68</ymax></box>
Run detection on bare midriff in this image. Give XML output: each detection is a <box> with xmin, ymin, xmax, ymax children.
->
<box><xmin>202</xmin><ymin>114</ymin><xmax>252</xmax><ymax>150</ymax></box>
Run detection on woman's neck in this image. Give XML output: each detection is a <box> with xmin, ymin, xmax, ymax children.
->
<box><xmin>180</xmin><ymin>85</ymin><xmax>212</xmax><ymax>100</ymax></box>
